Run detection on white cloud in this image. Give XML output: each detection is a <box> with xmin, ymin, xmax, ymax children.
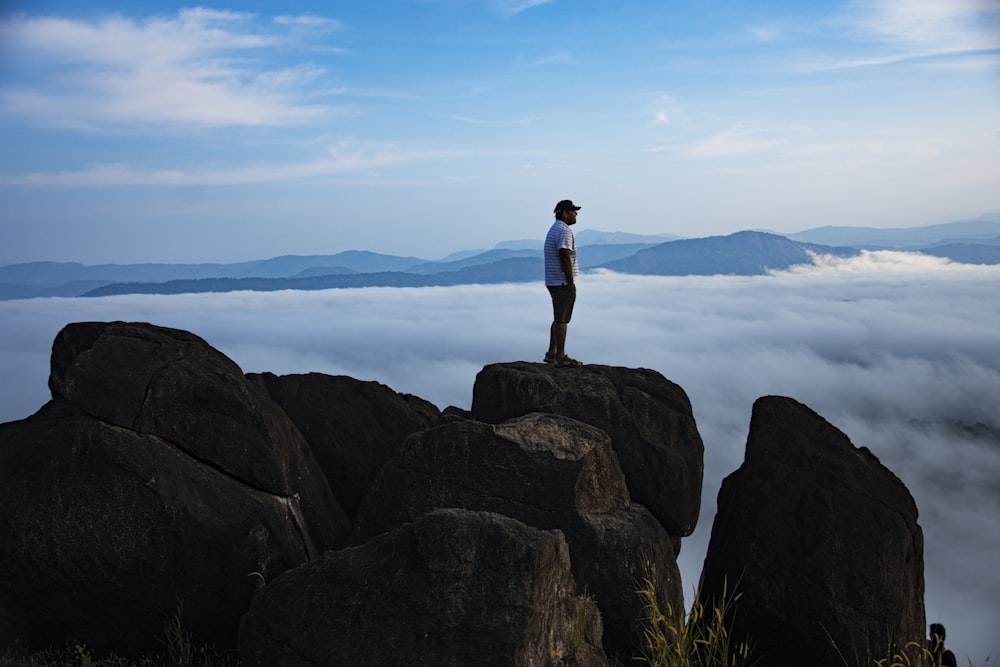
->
<box><xmin>823</xmin><ymin>0</ymin><xmax>1000</xmax><ymax>69</ymax></box>
<box><xmin>1</xmin><ymin>256</ymin><xmax>998</xmax><ymax>661</ymax></box>
<box><xmin>0</xmin><ymin>10</ymin><xmax>339</xmax><ymax>129</ymax></box>
<box><xmin>0</xmin><ymin>140</ymin><xmax>460</xmax><ymax>188</ymax></box>
<box><xmin>493</xmin><ymin>0</ymin><xmax>554</xmax><ymax>17</ymax></box>
<box><xmin>273</xmin><ymin>14</ymin><xmax>342</xmax><ymax>30</ymax></box>
<box><xmin>746</xmin><ymin>24</ymin><xmax>781</xmax><ymax>43</ymax></box>
<box><xmin>850</xmin><ymin>0</ymin><xmax>1000</xmax><ymax>51</ymax></box>
<box><xmin>647</xmin><ymin>125</ymin><xmax>792</xmax><ymax>159</ymax></box>
<box><xmin>448</xmin><ymin>115</ymin><xmax>541</xmax><ymax>126</ymax></box>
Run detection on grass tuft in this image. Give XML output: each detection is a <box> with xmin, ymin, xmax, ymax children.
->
<box><xmin>635</xmin><ymin>568</ymin><xmax>751</xmax><ymax>667</ymax></box>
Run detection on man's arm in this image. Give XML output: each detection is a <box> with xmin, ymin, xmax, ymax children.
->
<box><xmin>559</xmin><ymin>248</ymin><xmax>574</xmax><ymax>286</ymax></box>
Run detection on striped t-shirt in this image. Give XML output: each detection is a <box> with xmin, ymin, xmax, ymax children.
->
<box><xmin>544</xmin><ymin>219</ymin><xmax>577</xmax><ymax>286</ymax></box>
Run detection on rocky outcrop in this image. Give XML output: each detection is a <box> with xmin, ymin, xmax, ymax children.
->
<box><xmin>471</xmin><ymin>362</ymin><xmax>703</xmax><ymax>538</ymax></box>
<box><xmin>248</xmin><ymin>371</ymin><xmax>439</xmax><ymax>519</ymax></box>
<box><xmin>0</xmin><ymin>321</ymin><xmax>349</xmax><ymax>657</ymax></box>
<box><xmin>697</xmin><ymin>396</ymin><xmax>925</xmax><ymax>667</ymax></box>
<box><xmin>351</xmin><ymin>412</ymin><xmax>682</xmax><ymax>660</ymax></box>
<box><xmin>0</xmin><ymin>322</ymin><xmax>932</xmax><ymax>666</ymax></box>
<box><xmin>240</xmin><ymin>508</ymin><xmax>608</xmax><ymax>667</ymax></box>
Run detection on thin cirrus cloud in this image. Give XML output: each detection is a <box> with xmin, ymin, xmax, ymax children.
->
<box><xmin>645</xmin><ymin>125</ymin><xmax>792</xmax><ymax>159</ymax></box>
<box><xmin>820</xmin><ymin>0</ymin><xmax>1000</xmax><ymax>69</ymax></box>
<box><xmin>492</xmin><ymin>0</ymin><xmax>554</xmax><ymax>17</ymax></box>
<box><xmin>0</xmin><ymin>9</ymin><xmax>338</xmax><ymax>129</ymax></box>
<box><xmin>0</xmin><ymin>254</ymin><xmax>997</xmax><ymax>661</ymax></box>
<box><xmin>0</xmin><ymin>140</ymin><xmax>460</xmax><ymax>188</ymax></box>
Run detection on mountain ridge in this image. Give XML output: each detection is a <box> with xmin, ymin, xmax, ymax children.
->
<box><xmin>3</xmin><ymin>219</ymin><xmax>999</xmax><ymax>300</ymax></box>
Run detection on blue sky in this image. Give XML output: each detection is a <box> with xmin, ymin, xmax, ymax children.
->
<box><xmin>1</xmin><ymin>0</ymin><xmax>999</xmax><ymax>263</ymax></box>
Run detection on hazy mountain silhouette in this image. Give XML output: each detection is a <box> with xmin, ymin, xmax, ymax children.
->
<box><xmin>3</xmin><ymin>219</ymin><xmax>999</xmax><ymax>300</ymax></box>
<box><xmin>600</xmin><ymin>231</ymin><xmax>859</xmax><ymax>276</ymax></box>
<box><xmin>82</xmin><ymin>258</ymin><xmax>544</xmax><ymax>297</ymax></box>
<box><xmin>787</xmin><ymin>218</ymin><xmax>1000</xmax><ymax>249</ymax></box>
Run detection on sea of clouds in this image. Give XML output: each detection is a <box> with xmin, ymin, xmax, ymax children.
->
<box><xmin>1</xmin><ymin>251</ymin><xmax>997</xmax><ymax>661</ymax></box>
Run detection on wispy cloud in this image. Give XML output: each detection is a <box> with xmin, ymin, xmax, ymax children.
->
<box><xmin>448</xmin><ymin>114</ymin><xmax>541</xmax><ymax>125</ymax></box>
<box><xmin>646</xmin><ymin>125</ymin><xmax>792</xmax><ymax>159</ymax></box>
<box><xmin>643</xmin><ymin>123</ymin><xmax>950</xmax><ymax>174</ymax></box>
<box><xmin>746</xmin><ymin>24</ymin><xmax>782</xmax><ymax>43</ymax></box>
<box><xmin>647</xmin><ymin>94</ymin><xmax>682</xmax><ymax>128</ymax></box>
<box><xmin>493</xmin><ymin>0</ymin><xmax>554</xmax><ymax>17</ymax></box>
<box><xmin>820</xmin><ymin>0</ymin><xmax>1000</xmax><ymax>69</ymax></box>
<box><xmin>0</xmin><ymin>9</ymin><xmax>341</xmax><ymax>129</ymax></box>
<box><xmin>0</xmin><ymin>140</ymin><xmax>459</xmax><ymax>188</ymax></box>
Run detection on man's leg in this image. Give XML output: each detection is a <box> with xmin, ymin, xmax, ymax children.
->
<box><xmin>548</xmin><ymin>321</ymin><xmax>567</xmax><ymax>359</ymax></box>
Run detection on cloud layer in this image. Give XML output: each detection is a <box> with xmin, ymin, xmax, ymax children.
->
<box><xmin>0</xmin><ymin>9</ymin><xmax>336</xmax><ymax>130</ymax></box>
<box><xmin>1</xmin><ymin>254</ymin><xmax>998</xmax><ymax>660</ymax></box>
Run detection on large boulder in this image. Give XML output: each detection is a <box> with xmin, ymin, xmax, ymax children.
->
<box><xmin>471</xmin><ymin>362</ymin><xmax>703</xmax><ymax>538</ymax></box>
<box><xmin>697</xmin><ymin>396</ymin><xmax>925</xmax><ymax>666</ymax></box>
<box><xmin>351</xmin><ymin>412</ymin><xmax>682</xmax><ymax>661</ymax></box>
<box><xmin>240</xmin><ymin>508</ymin><xmax>608</xmax><ymax>667</ymax></box>
<box><xmin>0</xmin><ymin>321</ymin><xmax>350</xmax><ymax>657</ymax></box>
<box><xmin>248</xmin><ymin>371</ymin><xmax>439</xmax><ymax>519</ymax></box>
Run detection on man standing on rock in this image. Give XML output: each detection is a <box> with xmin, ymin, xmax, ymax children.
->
<box><xmin>544</xmin><ymin>199</ymin><xmax>582</xmax><ymax>367</ymax></box>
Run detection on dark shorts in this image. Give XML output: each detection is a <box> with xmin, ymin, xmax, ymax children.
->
<box><xmin>547</xmin><ymin>284</ymin><xmax>576</xmax><ymax>324</ymax></box>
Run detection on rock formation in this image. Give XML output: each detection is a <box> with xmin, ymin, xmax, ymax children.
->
<box><xmin>471</xmin><ymin>362</ymin><xmax>703</xmax><ymax>539</ymax></box>
<box><xmin>351</xmin><ymin>412</ymin><xmax>682</xmax><ymax>659</ymax></box>
<box><xmin>0</xmin><ymin>321</ymin><xmax>349</xmax><ymax>656</ymax></box>
<box><xmin>248</xmin><ymin>371</ymin><xmax>439</xmax><ymax>519</ymax></box>
<box><xmin>0</xmin><ymin>321</ymin><xmax>931</xmax><ymax>665</ymax></box>
<box><xmin>240</xmin><ymin>508</ymin><xmax>607</xmax><ymax>667</ymax></box>
<box><xmin>697</xmin><ymin>395</ymin><xmax>925</xmax><ymax>667</ymax></box>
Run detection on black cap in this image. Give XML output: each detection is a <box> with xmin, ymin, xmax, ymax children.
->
<box><xmin>554</xmin><ymin>199</ymin><xmax>581</xmax><ymax>213</ymax></box>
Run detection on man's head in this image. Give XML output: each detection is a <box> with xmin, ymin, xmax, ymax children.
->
<box><xmin>554</xmin><ymin>199</ymin><xmax>581</xmax><ymax>223</ymax></box>
<box><xmin>930</xmin><ymin>623</ymin><xmax>947</xmax><ymax>642</ymax></box>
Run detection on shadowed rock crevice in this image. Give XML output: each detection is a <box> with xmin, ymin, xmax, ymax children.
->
<box><xmin>248</xmin><ymin>371</ymin><xmax>440</xmax><ymax>520</ymax></box>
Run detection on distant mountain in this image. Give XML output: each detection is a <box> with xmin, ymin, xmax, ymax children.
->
<box><xmin>81</xmin><ymin>233</ymin><xmax>859</xmax><ymax>297</ymax></box>
<box><xmin>575</xmin><ymin>229</ymin><xmax>680</xmax><ymax>245</ymax></box>
<box><xmin>407</xmin><ymin>249</ymin><xmax>540</xmax><ymax>275</ymax></box>
<box><xmin>8</xmin><ymin>280</ymin><xmax>112</xmax><ymax>299</ymax></box>
<box><xmin>599</xmin><ymin>231</ymin><xmax>859</xmax><ymax>276</ymax></box>
<box><xmin>493</xmin><ymin>239</ymin><xmax>540</xmax><ymax>251</ymax></box>
<box><xmin>291</xmin><ymin>266</ymin><xmax>360</xmax><ymax>278</ymax></box>
<box><xmin>493</xmin><ymin>229</ymin><xmax>679</xmax><ymax>251</ymax></box>
<box><xmin>0</xmin><ymin>252</ymin><xmax>423</xmax><ymax>286</ymax></box>
<box><xmin>0</xmin><ymin>252</ymin><xmax>425</xmax><ymax>300</ymax></box>
<box><xmin>3</xmin><ymin>221</ymin><xmax>997</xmax><ymax>301</ymax></box>
<box><xmin>787</xmin><ymin>219</ymin><xmax>1000</xmax><ymax>249</ymax></box>
<box><xmin>917</xmin><ymin>243</ymin><xmax>1000</xmax><ymax>265</ymax></box>
<box><xmin>578</xmin><ymin>243</ymin><xmax>659</xmax><ymax>267</ymax></box>
<box><xmin>83</xmin><ymin>258</ymin><xmax>544</xmax><ymax>297</ymax></box>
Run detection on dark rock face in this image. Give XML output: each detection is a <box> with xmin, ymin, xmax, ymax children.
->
<box><xmin>351</xmin><ymin>412</ymin><xmax>682</xmax><ymax>660</ymax></box>
<box><xmin>240</xmin><ymin>508</ymin><xmax>608</xmax><ymax>667</ymax></box>
<box><xmin>698</xmin><ymin>396</ymin><xmax>925</xmax><ymax>667</ymax></box>
<box><xmin>471</xmin><ymin>362</ymin><xmax>704</xmax><ymax>538</ymax></box>
<box><xmin>248</xmin><ymin>371</ymin><xmax>439</xmax><ymax>519</ymax></box>
<box><xmin>0</xmin><ymin>321</ymin><xmax>350</xmax><ymax>656</ymax></box>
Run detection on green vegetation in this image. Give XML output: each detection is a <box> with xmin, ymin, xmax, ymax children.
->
<box><xmin>635</xmin><ymin>572</ymin><xmax>751</xmax><ymax>667</ymax></box>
